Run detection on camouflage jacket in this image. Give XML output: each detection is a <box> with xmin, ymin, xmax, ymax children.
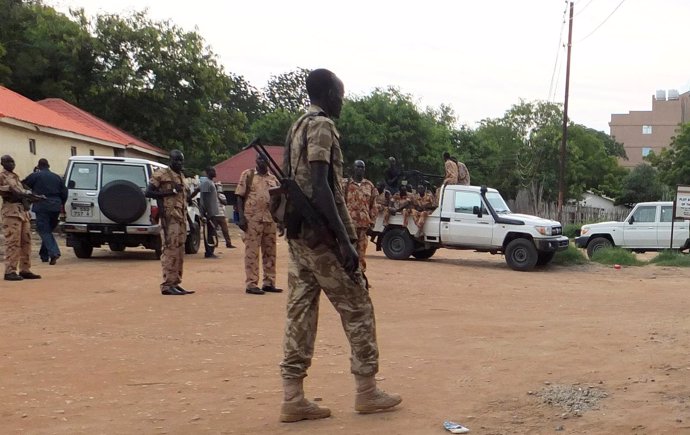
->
<box><xmin>0</xmin><ymin>169</ymin><xmax>30</xmax><ymax>221</ymax></box>
<box><xmin>150</xmin><ymin>167</ymin><xmax>187</xmax><ymax>222</ymax></box>
<box><xmin>342</xmin><ymin>178</ymin><xmax>378</xmax><ymax>228</ymax></box>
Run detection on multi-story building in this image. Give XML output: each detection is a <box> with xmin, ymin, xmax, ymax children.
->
<box><xmin>609</xmin><ymin>89</ymin><xmax>690</xmax><ymax>168</ymax></box>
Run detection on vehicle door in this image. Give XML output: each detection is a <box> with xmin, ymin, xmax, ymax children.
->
<box><xmin>65</xmin><ymin>161</ymin><xmax>101</xmax><ymax>224</ymax></box>
<box><xmin>440</xmin><ymin>190</ymin><xmax>493</xmax><ymax>246</ymax></box>
<box><xmin>657</xmin><ymin>205</ymin><xmax>689</xmax><ymax>248</ymax></box>
<box><xmin>623</xmin><ymin>205</ymin><xmax>658</xmax><ymax>248</ymax></box>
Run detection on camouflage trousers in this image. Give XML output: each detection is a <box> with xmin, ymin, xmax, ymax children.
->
<box><xmin>3</xmin><ymin>216</ymin><xmax>31</xmax><ymax>274</ymax></box>
<box><xmin>280</xmin><ymin>238</ymin><xmax>379</xmax><ymax>379</ymax></box>
<box><xmin>242</xmin><ymin>220</ymin><xmax>276</xmax><ymax>288</ymax></box>
<box><xmin>355</xmin><ymin>227</ymin><xmax>370</xmax><ymax>272</ymax></box>
<box><xmin>160</xmin><ymin>217</ymin><xmax>185</xmax><ymax>291</ymax></box>
<box><xmin>412</xmin><ymin>210</ymin><xmax>430</xmax><ymax>235</ymax></box>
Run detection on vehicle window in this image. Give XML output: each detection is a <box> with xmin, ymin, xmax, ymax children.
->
<box><xmin>660</xmin><ymin>206</ymin><xmax>673</xmax><ymax>222</ymax></box>
<box><xmin>485</xmin><ymin>192</ymin><xmax>511</xmax><ymax>213</ymax></box>
<box><xmin>454</xmin><ymin>191</ymin><xmax>483</xmax><ymax>214</ymax></box>
<box><xmin>632</xmin><ymin>206</ymin><xmax>656</xmax><ymax>223</ymax></box>
<box><xmin>102</xmin><ymin>164</ymin><xmax>147</xmax><ymax>188</ymax></box>
<box><xmin>68</xmin><ymin>162</ymin><xmax>98</xmax><ymax>190</ymax></box>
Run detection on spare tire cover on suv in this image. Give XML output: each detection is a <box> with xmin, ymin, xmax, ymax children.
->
<box><xmin>98</xmin><ymin>180</ymin><xmax>147</xmax><ymax>224</ymax></box>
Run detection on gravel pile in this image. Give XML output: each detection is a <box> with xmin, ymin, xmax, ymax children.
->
<box><xmin>536</xmin><ymin>384</ymin><xmax>608</xmax><ymax>415</ymax></box>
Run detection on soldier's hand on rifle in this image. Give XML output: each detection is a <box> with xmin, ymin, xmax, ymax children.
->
<box><xmin>338</xmin><ymin>239</ymin><xmax>359</xmax><ymax>276</ymax></box>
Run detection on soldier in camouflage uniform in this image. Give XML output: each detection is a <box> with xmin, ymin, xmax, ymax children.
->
<box><xmin>145</xmin><ymin>150</ymin><xmax>194</xmax><ymax>296</ymax></box>
<box><xmin>443</xmin><ymin>152</ymin><xmax>458</xmax><ymax>185</ymax></box>
<box><xmin>411</xmin><ymin>184</ymin><xmax>437</xmax><ymax>236</ymax></box>
<box><xmin>235</xmin><ymin>153</ymin><xmax>282</xmax><ymax>295</ymax></box>
<box><xmin>0</xmin><ymin>155</ymin><xmax>41</xmax><ymax>281</ymax></box>
<box><xmin>279</xmin><ymin>69</ymin><xmax>401</xmax><ymax>423</ymax></box>
<box><xmin>342</xmin><ymin>160</ymin><xmax>377</xmax><ymax>272</ymax></box>
<box><xmin>457</xmin><ymin>160</ymin><xmax>471</xmax><ymax>185</ymax></box>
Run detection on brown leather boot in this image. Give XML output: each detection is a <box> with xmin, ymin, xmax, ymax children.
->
<box><xmin>354</xmin><ymin>375</ymin><xmax>402</xmax><ymax>413</ymax></box>
<box><xmin>279</xmin><ymin>378</ymin><xmax>331</xmax><ymax>423</ymax></box>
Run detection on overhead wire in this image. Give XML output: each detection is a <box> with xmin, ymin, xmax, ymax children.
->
<box><xmin>574</xmin><ymin>0</ymin><xmax>596</xmax><ymax>17</ymax></box>
<box><xmin>547</xmin><ymin>1</ymin><xmax>569</xmax><ymax>101</ymax></box>
<box><xmin>576</xmin><ymin>0</ymin><xmax>627</xmax><ymax>43</ymax></box>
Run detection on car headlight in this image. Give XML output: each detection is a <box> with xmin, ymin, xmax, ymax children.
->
<box><xmin>535</xmin><ymin>226</ymin><xmax>552</xmax><ymax>236</ymax></box>
<box><xmin>580</xmin><ymin>227</ymin><xmax>590</xmax><ymax>236</ymax></box>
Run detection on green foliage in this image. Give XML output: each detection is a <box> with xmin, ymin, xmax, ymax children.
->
<box><xmin>648</xmin><ymin>123</ymin><xmax>690</xmax><ymax>187</ymax></box>
<box><xmin>551</xmin><ymin>244</ymin><xmax>588</xmax><ymax>265</ymax></box>
<box><xmin>563</xmin><ymin>223</ymin><xmax>581</xmax><ymax>239</ymax></box>
<box><xmin>649</xmin><ymin>250</ymin><xmax>690</xmax><ymax>267</ymax></box>
<box><xmin>250</xmin><ymin>109</ymin><xmax>299</xmax><ymax>145</ymax></box>
<box><xmin>616</xmin><ymin>164</ymin><xmax>665</xmax><ymax>206</ymax></box>
<box><xmin>263</xmin><ymin>67</ymin><xmax>310</xmax><ymax>113</ymax></box>
<box><xmin>590</xmin><ymin>247</ymin><xmax>644</xmax><ymax>266</ymax></box>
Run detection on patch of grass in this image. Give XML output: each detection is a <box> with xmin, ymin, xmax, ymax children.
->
<box><xmin>563</xmin><ymin>224</ymin><xmax>581</xmax><ymax>239</ymax></box>
<box><xmin>649</xmin><ymin>250</ymin><xmax>690</xmax><ymax>267</ymax></box>
<box><xmin>551</xmin><ymin>244</ymin><xmax>588</xmax><ymax>265</ymax></box>
<box><xmin>590</xmin><ymin>247</ymin><xmax>644</xmax><ymax>266</ymax></box>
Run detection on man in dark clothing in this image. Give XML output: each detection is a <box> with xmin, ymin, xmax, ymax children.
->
<box><xmin>22</xmin><ymin>159</ymin><xmax>67</xmax><ymax>265</ymax></box>
<box><xmin>200</xmin><ymin>167</ymin><xmax>220</xmax><ymax>258</ymax></box>
<box><xmin>383</xmin><ymin>157</ymin><xmax>402</xmax><ymax>194</ymax></box>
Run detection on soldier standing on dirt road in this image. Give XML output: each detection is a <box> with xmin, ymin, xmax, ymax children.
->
<box><xmin>279</xmin><ymin>68</ymin><xmax>401</xmax><ymax>423</ymax></box>
<box><xmin>145</xmin><ymin>150</ymin><xmax>194</xmax><ymax>296</ymax></box>
<box><xmin>235</xmin><ymin>153</ymin><xmax>282</xmax><ymax>295</ymax></box>
<box><xmin>0</xmin><ymin>155</ymin><xmax>42</xmax><ymax>281</ymax></box>
<box><xmin>342</xmin><ymin>160</ymin><xmax>378</xmax><ymax>273</ymax></box>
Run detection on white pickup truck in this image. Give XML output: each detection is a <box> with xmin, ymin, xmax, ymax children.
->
<box><xmin>575</xmin><ymin>201</ymin><xmax>690</xmax><ymax>258</ymax></box>
<box><xmin>372</xmin><ymin>185</ymin><xmax>569</xmax><ymax>271</ymax></box>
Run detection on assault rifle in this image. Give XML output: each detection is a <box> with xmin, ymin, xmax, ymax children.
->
<box><xmin>244</xmin><ymin>138</ymin><xmax>357</xmax><ymax>281</ymax></box>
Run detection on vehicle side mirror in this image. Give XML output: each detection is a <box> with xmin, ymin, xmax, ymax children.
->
<box><xmin>473</xmin><ymin>205</ymin><xmax>482</xmax><ymax>218</ymax></box>
<box><xmin>628</xmin><ymin>216</ymin><xmax>635</xmax><ymax>224</ymax></box>
<box><xmin>68</xmin><ymin>180</ymin><xmax>75</xmax><ymax>189</ymax></box>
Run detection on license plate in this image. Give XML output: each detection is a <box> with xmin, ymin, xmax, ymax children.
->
<box><xmin>72</xmin><ymin>206</ymin><xmax>92</xmax><ymax>217</ymax></box>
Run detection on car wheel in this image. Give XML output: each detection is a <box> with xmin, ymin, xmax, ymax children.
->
<box><xmin>109</xmin><ymin>241</ymin><xmax>126</xmax><ymax>252</ymax></box>
<box><xmin>185</xmin><ymin>220</ymin><xmax>201</xmax><ymax>254</ymax></box>
<box><xmin>73</xmin><ymin>241</ymin><xmax>94</xmax><ymax>259</ymax></box>
<box><xmin>381</xmin><ymin>228</ymin><xmax>414</xmax><ymax>260</ymax></box>
<box><xmin>99</xmin><ymin>180</ymin><xmax>147</xmax><ymax>224</ymax></box>
<box><xmin>412</xmin><ymin>248</ymin><xmax>437</xmax><ymax>260</ymax></box>
<box><xmin>536</xmin><ymin>251</ymin><xmax>555</xmax><ymax>266</ymax></box>
<box><xmin>586</xmin><ymin>237</ymin><xmax>613</xmax><ymax>259</ymax></box>
<box><xmin>505</xmin><ymin>238</ymin><xmax>538</xmax><ymax>271</ymax></box>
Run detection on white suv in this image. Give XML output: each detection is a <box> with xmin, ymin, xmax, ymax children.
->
<box><xmin>61</xmin><ymin>156</ymin><xmax>201</xmax><ymax>259</ymax></box>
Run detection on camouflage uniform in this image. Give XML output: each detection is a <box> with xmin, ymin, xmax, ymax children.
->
<box><xmin>342</xmin><ymin>178</ymin><xmax>377</xmax><ymax>271</ymax></box>
<box><xmin>0</xmin><ymin>169</ymin><xmax>31</xmax><ymax>275</ymax></box>
<box><xmin>280</xmin><ymin>105</ymin><xmax>379</xmax><ymax>380</ymax></box>
<box><xmin>235</xmin><ymin>169</ymin><xmax>280</xmax><ymax>289</ymax></box>
<box><xmin>411</xmin><ymin>191</ymin><xmax>436</xmax><ymax>235</ymax></box>
<box><xmin>150</xmin><ymin>168</ymin><xmax>187</xmax><ymax>292</ymax></box>
<box><xmin>444</xmin><ymin>159</ymin><xmax>458</xmax><ymax>185</ymax></box>
<box><xmin>457</xmin><ymin>161</ymin><xmax>471</xmax><ymax>185</ymax></box>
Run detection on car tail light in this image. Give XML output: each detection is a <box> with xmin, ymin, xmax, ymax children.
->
<box><xmin>151</xmin><ymin>205</ymin><xmax>159</xmax><ymax>222</ymax></box>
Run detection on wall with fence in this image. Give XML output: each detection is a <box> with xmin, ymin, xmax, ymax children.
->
<box><xmin>506</xmin><ymin>199</ymin><xmax>629</xmax><ymax>225</ymax></box>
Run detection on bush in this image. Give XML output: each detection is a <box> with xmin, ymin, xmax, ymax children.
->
<box><xmin>563</xmin><ymin>224</ymin><xmax>581</xmax><ymax>239</ymax></box>
<box><xmin>649</xmin><ymin>250</ymin><xmax>690</xmax><ymax>267</ymax></box>
<box><xmin>590</xmin><ymin>247</ymin><xmax>644</xmax><ymax>266</ymax></box>
<box><xmin>552</xmin><ymin>244</ymin><xmax>588</xmax><ymax>266</ymax></box>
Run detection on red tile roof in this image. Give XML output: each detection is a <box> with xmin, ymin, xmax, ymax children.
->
<box><xmin>0</xmin><ymin>86</ymin><xmax>166</xmax><ymax>157</ymax></box>
<box><xmin>214</xmin><ymin>146</ymin><xmax>284</xmax><ymax>185</ymax></box>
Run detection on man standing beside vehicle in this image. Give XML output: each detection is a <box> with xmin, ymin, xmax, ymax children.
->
<box><xmin>145</xmin><ymin>150</ymin><xmax>194</xmax><ymax>296</ymax></box>
<box><xmin>22</xmin><ymin>158</ymin><xmax>67</xmax><ymax>265</ymax></box>
<box><xmin>278</xmin><ymin>69</ymin><xmax>401</xmax><ymax>423</ymax></box>
<box><xmin>215</xmin><ymin>182</ymin><xmax>235</xmax><ymax>249</ymax></box>
<box><xmin>342</xmin><ymin>160</ymin><xmax>377</xmax><ymax>273</ymax></box>
<box><xmin>235</xmin><ymin>153</ymin><xmax>282</xmax><ymax>295</ymax></box>
<box><xmin>0</xmin><ymin>155</ymin><xmax>42</xmax><ymax>281</ymax></box>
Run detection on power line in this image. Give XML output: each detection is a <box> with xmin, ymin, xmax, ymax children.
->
<box><xmin>576</xmin><ymin>0</ymin><xmax>626</xmax><ymax>43</ymax></box>
<box><xmin>548</xmin><ymin>2</ymin><xmax>569</xmax><ymax>101</ymax></box>
<box><xmin>574</xmin><ymin>0</ymin><xmax>596</xmax><ymax>17</ymax></box>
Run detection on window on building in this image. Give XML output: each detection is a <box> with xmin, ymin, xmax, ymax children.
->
<box><xmin>642</xmin><ymin>125</ymin><xmax>652</xmax><ymax>134</ymax></box>
<box><xmin>29</xmin><ymin>139</ymin><xmax>36</xmax><ymax>155</ymax></box>
<box><xmin>70</xmin><ymin>146</ymin><xmax>77</xmax><ymax>156</ymax></box>
<box><xmin>89</xmin><ymin>149</ymin><xmax>95</xmax><ymax>156</ymax></box>
<box><xmin>113</xmin><ymin>149</ymin><xmax>125</xmax><ymax>157</ymax></box>
<box><xmin>642</xmin><ymin>147</ymin><xmax>652</xmax><ymax>157</ymax></box>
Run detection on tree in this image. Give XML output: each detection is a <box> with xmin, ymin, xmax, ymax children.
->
<box><xmin>84</xmin><ymin>11</ymin><xmax>248</xmax><ymax>171</ymax></box>
<box><xmin>617</xmin><ymin>164</ymin><xmax>665</xmax><ymax>206</ymax></box>
<box><xmin>250</xmin><ymin>109</ymin><xmax>299</xmax><ymax>145</ymax></box>
<box><xmin>647</xmin><ymin>123</ymin><xmax>690</xmax><ymax>187</ymax></box>
<box><xmin>0</xmin><ymin>0</ymin><xmax>95</xmax><ymax>102</ymax></box>
<box><xmin>263</xmin><ymin>67</ymin><xmax>310</xmax><ymax>113</ymax></box>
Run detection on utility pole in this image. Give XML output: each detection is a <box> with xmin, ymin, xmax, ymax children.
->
<box><xmin>557</xmin><ymin>1</ymin><xmax>574</xmax><ymax>223</ymax></box>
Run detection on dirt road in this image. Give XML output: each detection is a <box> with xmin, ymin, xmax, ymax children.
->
<box><xmin>2</xmin><ymin>233</ymin><xmax>690</xmax><ymax>434</ymax></box>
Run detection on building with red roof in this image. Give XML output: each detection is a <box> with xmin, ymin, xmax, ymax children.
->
<box><xmin>214</xmin><ymin>145</ymin><xmax>284</xmax><ymax>190</ymax></box>
<box><xmin>0</xmin><ymin>86</ymin><xmax>167</xmax><ymax>177</ymax></box>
